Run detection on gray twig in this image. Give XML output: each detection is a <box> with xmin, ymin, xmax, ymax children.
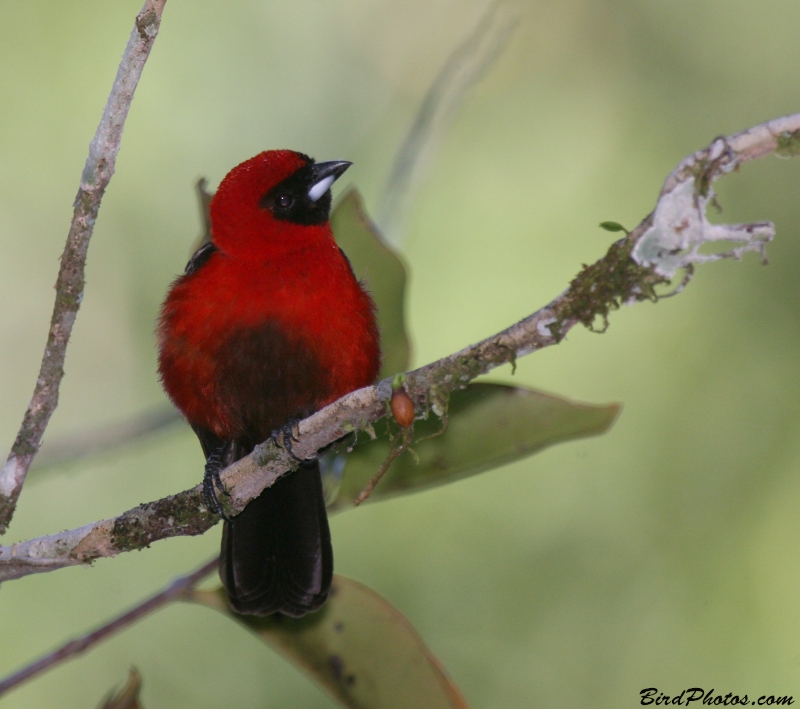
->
<box><xmin>1</xmin><ymin>110</ymin><xmax>796</xmax><ymax>584</ymax></box>
<box><xmin>377</xmin><ymin>0</ymin><xmax>519</xmax><ymax>243</ymax></box>
<box><xmin>0</xmin><ymin>556</ymin><xmax>216</xmax><ymax>699</ymax></box>
<box><xmin>32</xmin><ymin>409</ymin><xmax>182</xmax><ymax>473</ymax></box>
<box><xmin>354</xmin><ymin>427</ymin><xmax>414</xmax><ymax>506</ymax></box>
<box><xmin>0</xmin><ymin>0</ymin><xmax>168</xmax><ymax>534</ymax></box>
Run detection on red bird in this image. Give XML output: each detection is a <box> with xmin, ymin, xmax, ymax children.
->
<box><xmin>157</xmin><ymin>151</ymin><xmax>381</xmax><ymax>616</ymax></box>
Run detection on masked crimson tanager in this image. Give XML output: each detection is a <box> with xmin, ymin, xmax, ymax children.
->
<box><xmin>157</xmin><ymin>150</ymin><xmax>381</xmax><ymax>616</ymax></box>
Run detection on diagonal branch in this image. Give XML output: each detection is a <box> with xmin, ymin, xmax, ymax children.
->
<box><xmin>0</xmin><ymin>556</ymin><xmax>217</xmax><ymax>699</ymax></box>
<box><xmin>0</xmin><ymin>0</ymin><xmax>168</xmax><ymax>535</ymax></box>
<box><xmin>32</xmin><ymin>409</ymin><xmax>182</xmax><ymax>472</ymax></box>
<box><xmin>1</xmin><ymin>111</ymin><xmax>797</xmax><ymax>584</ymax></box>
<box><xmin>377</xmin><ymin>0</ymin><xmax>519</xmax><ymax>243</ymax></box>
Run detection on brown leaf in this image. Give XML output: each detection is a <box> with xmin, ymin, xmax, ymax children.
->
<box><xmin>96</xmin><ymin>668</ymin><xmax>143</xmax><ymax>709</ymax></box>
<box><xmin>192</xmin><ymin>577</ymin><xmax>469</xmax><ymax>709</ymax></box>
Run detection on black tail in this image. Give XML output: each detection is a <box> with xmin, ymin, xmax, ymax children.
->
<box><xmin>219</xmin><ymin>461</ymin><xmax>333</xmax><ymax>617</ymax></box>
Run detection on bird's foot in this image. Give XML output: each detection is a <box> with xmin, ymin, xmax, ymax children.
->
<box><xmin>203</xmin><ymin>449</ymin><xmax>232</xmax><ymax>521</ymax></box>
<box><xmin>271</xmin><ymin>419</ymin><xmax>306</xmax><ymax>463</ymax></box>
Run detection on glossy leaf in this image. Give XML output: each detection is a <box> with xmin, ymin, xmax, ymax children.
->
<box><xmin>192</xmin><ymin>577</ymin><xmax>469</xmax><ymax>709</ymax></box>
<box><xmin>327</xmin><ymin>382</ymin><xmax>619</xmax><ymax>511</ymax></box>
<box><xmin>331</xmin><ymin>189</ymin><xmax>411</xmax><ymax>378</ymax></box>
<box><xmin>97</xmin><ymin>669</ymin><xmax>143</xmax><ymax>709</ymax></box>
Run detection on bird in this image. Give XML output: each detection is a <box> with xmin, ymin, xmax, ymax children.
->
<box><xmin>157</xmin><ymin>150</ymin><xmax>381</xmax><ymax>616</ymax></box>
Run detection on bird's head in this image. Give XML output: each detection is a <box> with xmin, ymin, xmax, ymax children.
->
<box><xmin>209</xmin><ymin>150</ymin><xmax>351</xmax><ymax>257</ymax></box>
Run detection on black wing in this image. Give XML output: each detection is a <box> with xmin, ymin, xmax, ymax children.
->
<box><xmin>190</xmin><ymin>424</ymin><xmax>246</xmax><ymax>465</ymax></box>
<box><xmin>338</xmin><ymin>247</ymin><xmax>356</xmax><ymax>278</ymax></box>
<box><xmin>185</xmin><ymin>241</ymin><xmax>218</xmax><ymax>275</ymax></box>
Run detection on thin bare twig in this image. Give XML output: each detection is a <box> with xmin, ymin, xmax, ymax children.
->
<box><xmin>377</xmin><ymin>0</ymin><xmax>519</xmax><ymax>243</ymax></box>
<box><xmin>0</xmin><ymin>556</ymin><xmax>216</xmax><ymax>699</ymax></box>
<box><xmin>32</xmin><ymin>409</ymin><xmax>182</xmax><ymax>473</ymax></box>
<box><xmin>354</xmin><ymin>427</ymin><xmax>414</xmax><ymax>506</ymax></box>
<box><xmin>0</xmin><ymin>0</ymin><xmax>168</xmax><ymax>534</ymax></box>
<box><xmin>0</xmin><ymin>110</ymin><xmax>796</xmax><ymax>583</ymax></box>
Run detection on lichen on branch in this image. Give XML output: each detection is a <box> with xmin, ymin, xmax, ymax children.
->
<box><xmin>0</xmin><ymin>0</ymin><xmax>168</xmax><ymax>535</ymax></box>
<box><xmin>2</xmin><ymin>109</ymin><xmax>798</xmax><ymax>584</ymax></box>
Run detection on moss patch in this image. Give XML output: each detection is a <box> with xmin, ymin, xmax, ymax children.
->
<box><xmin>0</xmin><ymin>493</ymin><xmax>17</xmax><ymax>534</ymax></box>
<box><xmin>552</xmin><ymin>237</ymin><xmax>669</xmax><ymax>339</ymax></box>
<box><xmin>776</xmin><ymin>130</ymin><xmax>800</xmax><ymax>158</ymax></box>
<box><xmin>111</xmin><ymin>489</ymin><xmax>217</xmax><ymax>552</ymax></box>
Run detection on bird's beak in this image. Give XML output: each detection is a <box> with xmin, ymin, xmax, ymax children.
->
<box><xmin>308</xmin><ymin>160</ymin><xmax>352</xmax><ymax>202</ymax></box>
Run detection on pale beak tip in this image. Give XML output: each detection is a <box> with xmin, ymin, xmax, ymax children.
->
<box><xmin>308</xmin><ymin>175</ymin><xmax>336</xmax><ymax>202</ymax></box>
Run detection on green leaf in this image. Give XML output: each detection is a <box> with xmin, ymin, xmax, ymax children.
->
<box><xmin>598</xmin><ymin>220</ymin><xmax>629</xmax><ymax>234</ymax></box>
<box><xmin>598</xmin><ymin>220</ymin><xmax>629</xmax><ymax>233</ymax></box>
<box><xmin>327</xmin><ymin>383</ymin><xmax>619</xmax><ymax>511</ymax></box>
<box><xmin>331</xmin><ymin>189</ymin><xmax>411</xmax><ymax>378</ymax></box>
<box><xmin>97</xmin><ymin>669</ymin><xmax>144</xmax><ymax>709</ymax></box>
<box><xmin>192</xmin><ymin>578</ymin><xmax>470</xmax><ymax>709</ymax></box>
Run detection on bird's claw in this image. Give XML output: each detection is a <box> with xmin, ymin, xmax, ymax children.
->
<box><xmin>203</xmin><ymin>449</ymin><xmax>232</xmax><ymax>521</ymax></box>
<box><xmin>271</xmin><ymin>419</ymin><xmax>305</xmax><ymax>463</ymax></box>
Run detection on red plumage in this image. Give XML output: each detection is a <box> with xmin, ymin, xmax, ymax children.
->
<box><xmin>157</xmin><ymin>150</ymin><xmax>380</xmax><ymax>616</ymax></box>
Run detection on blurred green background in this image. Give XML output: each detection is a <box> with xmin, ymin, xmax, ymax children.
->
<box><xmin>2</xmin><ymin>0</ymin><xmax>800</xmax><ymax>706</ymax></box>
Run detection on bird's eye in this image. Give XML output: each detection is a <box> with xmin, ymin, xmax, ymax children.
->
<box><xmin>276</xmin><ymin>194</ymin><xmax>294</xmax><ymax>209</ymax></box>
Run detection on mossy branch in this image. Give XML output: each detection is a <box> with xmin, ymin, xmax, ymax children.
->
<box><xmin>2</xmin><ymin>110</ymin><xmax>795</xmax><ymax>584</ymax></box>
